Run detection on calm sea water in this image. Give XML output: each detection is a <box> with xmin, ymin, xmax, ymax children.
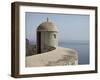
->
<box><xmin>59</xmin><ymin>41</ymin><xmax>89</xmax><ymax>65</ymax></box>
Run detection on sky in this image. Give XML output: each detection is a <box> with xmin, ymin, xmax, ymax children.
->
<box><xmin>25</xmin><ymin>12</ymin><xmax>90</xmax><ymax>42</ymax></box>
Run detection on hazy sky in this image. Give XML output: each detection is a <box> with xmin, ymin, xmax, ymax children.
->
<box><xmin>25</xmin><ymin>12</ymin><xmax>89</xmax><ymax>42</ymax></box>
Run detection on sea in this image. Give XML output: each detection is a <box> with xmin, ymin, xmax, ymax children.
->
<box><xmin>59</xmin><ymin>41</ymin><xmax>89</xmax><ymax>65</ymax></box>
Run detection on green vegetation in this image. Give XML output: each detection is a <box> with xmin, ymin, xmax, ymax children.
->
<box><xmin>26</xmin><ymin>39</ymin><xmax>37</xmax><ymax>56</ymax></box>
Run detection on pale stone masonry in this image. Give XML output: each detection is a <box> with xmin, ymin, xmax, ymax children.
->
<box><xmin>26</xmin><ymin>47</ymin><xmax>78</xmax><ymax>67</ymax></box>
<box><xmin>37</xmin><ymin>18</ymin><xmax>58</xmax><ymax>53</ymax></box>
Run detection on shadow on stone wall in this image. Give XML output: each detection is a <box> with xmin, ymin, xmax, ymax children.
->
<box><xmin>26</xmin><ymin>39</ymin><xmax>56</xmax><ymax>56</ymax></box>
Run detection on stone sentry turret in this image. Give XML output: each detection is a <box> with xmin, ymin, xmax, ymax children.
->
<box><xmin>37</xmin><ymin>18</ymin><xmax>58</xmax><ymax>54</ymax></box>
<box><xmin>26</xmin><ymin>18</ymin><xmax>78</xmax><ymax>67</ymax></box>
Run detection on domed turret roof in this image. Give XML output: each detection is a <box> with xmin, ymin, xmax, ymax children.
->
<box><xmin>37</xmin><ymin>18</ymin><xmax>58</xmax><ymax>32</ymax></box>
